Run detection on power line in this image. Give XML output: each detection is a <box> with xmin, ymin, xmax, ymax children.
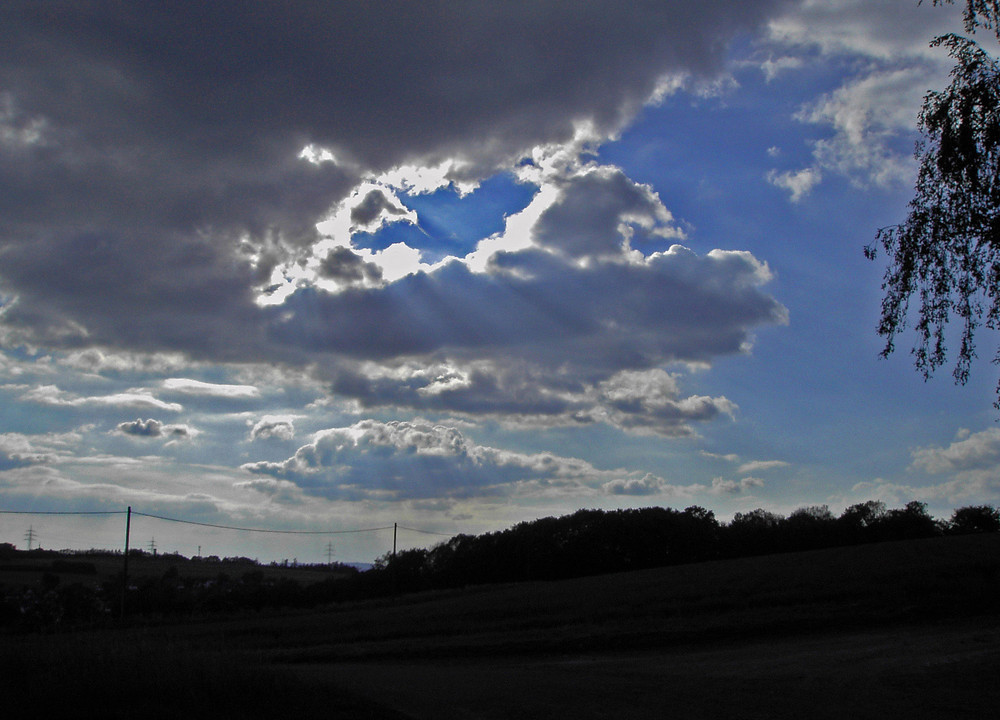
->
<box><xmin>1</xmin><ymin>507</ymin><xmax>456</xmax><ymax>540</ymax></box>
<box><xmin>131</xmin><ymin>511</ymin><xmax>395</xmax><ymax>535</ymax></box>
<box><xmin>397</xmin><ymin>524</ymin><xmax>453</xmax><ymax>537</ymax></box>
<box><xmin>0</xmin><ymin>510</ymin><xmax>127</xmax><ymax>516</ymax></box>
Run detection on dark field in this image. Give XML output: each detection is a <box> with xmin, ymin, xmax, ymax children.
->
<box><xmin>0</xmin><ymin>550</ymin><xmax>351</xmax><ymax>589</ymax></box>
<box><xmin>5</xmin><ymin>533</ymin><xmax>999</xmax><ymax>719</ymax></box>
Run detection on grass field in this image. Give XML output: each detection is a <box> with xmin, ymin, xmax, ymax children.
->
<box><xmin>4</xmin><ymin>533</ymin><xmax>999</xmax><ymax>718</ymax></box>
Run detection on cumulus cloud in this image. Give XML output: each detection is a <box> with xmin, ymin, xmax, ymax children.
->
<box><xmin>249</xmin><ymin>416</ymin><xmax>296</xmax><ymax>442</ymax></box>
<box><xmin>767</xmin><ymin>167</ymin><xmax>822</xmax><ymax>201</ymax></box>
<box><xmin>286</xmin><ymin>243</ymin><xmax>785</xmax><ymax>398</ymax></box>
<box><xmin>242</xmin><ymin>419</ymin><xmax>615</xmax><ymax>501</ymax></box>
<box><xmin>602</xmin><ymin>473</ymin><xmax>672</xmax><ymax>496</ymax></box>
<box><xmin>349</xmin><ymin>189</ymin><xmax>410</xmax><ymax>229</ymax></box>
<box><xmin>114</xmin><ymin>418</ymin><xmax>195</xmax><ymax>441</ymax></box>
<box><xmin>277</xmin><ymin>161</ymin><xmax>786</xmax><ymax>377</ymax></box>
<box><xmin>317</xmin><ymin>246</ymin><xmax>383</xmax><ymax>286</ymax></box>
<box><xmin>531</xmin><ymin>165</ymin><xmax>684</xmax><ymax>260</ymax></box>
<box><xmin>595</xmin><ymin>369</ymin><xmax>737</xmax><ymax>437</ymax></box>
<box><xmin>115</xmin><ymin>418</ymin><xmax>164</xmax><ymax>438</ymax></box>
<box><xmin>911</xmin><ymin>428</ymin><xmax>1000</xmax><ymax>474</ymax></box>
<box><xmin>710</xmin><ymin>476</ymin><xmax>765</xmax><ymax>494</ymax></box>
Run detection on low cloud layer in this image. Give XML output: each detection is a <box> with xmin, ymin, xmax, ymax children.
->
<box><xmin>241</xmin><ymin>419</ymin><xmax>584</xmax><ymax>501</ymax></box>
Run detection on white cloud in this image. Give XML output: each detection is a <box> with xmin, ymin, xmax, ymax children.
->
<box><xmin>0</xmin><ymin>430</ymin><xmax>83</xmax><ymax>467</ymax></box>
<box><xmin>19</xmin><ymin>385</ymin><xmax>183</xmax><ymax>412</ymax></box>
<box><xmin>766</xmin><ymin>167</ymin><xmax>822</xmax><ymax>201</ymax></box>
<box><xmin>911</xmin><ymin>428</ymin><xmax>1000</xmax><ymax>474</ymax></box>
<box><xmin>766</xmin><ymin>0</ymin><xmax>966</xmax><ymax>61</ymax></box>
<box><xmin>162</xmin><ymin>378</ymin><xmax>260</xmax><ymax>399</ymax></box>
<box><xmin>796</xmin><ymin>68</ymin><xmax>928</xmax><ymax>187</ymax></box>
<box><xmin>602</xmin><ymin>473</ymin><xmax>673</xmax><ymax>496</ymax></box>
<box><xmin>737</xmin><ymin>459</ymin><xmax>790</xmax><ymax>474</ymax></box>
<box><xmin>850</xmin><ymin>475</ymin><xmax>1000</xmax><ymax>507</ymax></box>
<box><xmin>760</xmin><ymin>55</ymin><xmax>804</xmax><ymax>81</ymax></box>
<box><xmin>762</xmin><ymin>0</ymin><xmax>965</xmax><ymax>193</ymax></box>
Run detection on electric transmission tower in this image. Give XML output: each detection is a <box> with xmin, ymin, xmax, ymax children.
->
<box><xmin>326</xmin><ymin>541</ymin><xmax>335</xmax><ymax>565</ymax></box>
<box><xmin>24</xmin><ymin>525</ymin><xmax>37</xmax><ymax>550</ymax></box>
<box><xmin>147</xmin><ymin>537</ymin><xmax>157</xmax><ymax>555</ymax></box>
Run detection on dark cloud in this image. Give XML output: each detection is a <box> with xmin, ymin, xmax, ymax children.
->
<box><xmin>116</xmin><ymin>418</ymin><xmax>165</xmax><ymax>438</ymax></box>
<box><xmin>350</xmin><ymin>190</ymin><xmax>408</xmax><ymax>228</ymax></box>
<box><xmin>0</xmin><ymin>231</ymin><xmax>271</xmax><ymax>361</ymax></box>
<box><xmin>249</xmin><ymin>416</ymin><xmax>295</xmax><ymax>442</ymax></box>
<box><xmin>114</xmin><ymin>418</ymin><xmax>192</xmax><ymax>440</ymax></box>
<box><xmin>534</xmin><ymin>167</ymin><xmax>681</xmax><ymax>259</ymax></box>
<box><xmin>276</xmin><ymin>245</ymin><xmax>786</xmax><ymax>368</ymax></box>
<box><xmin>0</xmin><ymin>1</ymin><xmax>791</xmax><ymax>426</ymax></box>
<box><xmin>318</xmin><ymin>247</ymin><xmax>383</xmax><ymax>285</ymax></box>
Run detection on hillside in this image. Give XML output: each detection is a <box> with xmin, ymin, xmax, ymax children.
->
<box><xmin>5</xmin><ymin>533</ymin><xmax>1000</xmax><ymax>719</ymax></box>
<box><xmin>175</xmin><ymin>532</ymin><xmax>1000</xmax><ymax>661</ymax></box>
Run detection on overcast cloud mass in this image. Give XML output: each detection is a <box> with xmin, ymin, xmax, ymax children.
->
<box><xmin>1</xmin><ymin>1</ymin><xmax>998</xmax><ymax>562</ymax></box>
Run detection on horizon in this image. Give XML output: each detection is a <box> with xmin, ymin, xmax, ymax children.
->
<box><xmin>0</xmin><ymin>497</ymin><xmax>986</xmax><ymax>565</ymax></box>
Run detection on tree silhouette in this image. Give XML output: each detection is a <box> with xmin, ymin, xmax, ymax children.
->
<box><xmin>866</xmin><ymin>1</ymin><xmax>1000</xmax><ymax>403</ymax></box>
<box><xmin>949</xmin><ymin>503</ymin><xmax>1000</xmax><ymax>532</ymax></box>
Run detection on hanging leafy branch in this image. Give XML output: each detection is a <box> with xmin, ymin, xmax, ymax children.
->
<box><xmin>866</xmin><ymin>1</ymin><xmax>1000</xmax><ymax>403</ymax></box>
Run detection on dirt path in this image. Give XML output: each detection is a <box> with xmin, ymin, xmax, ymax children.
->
<box><xmin>294</xmin><ymin>619</ymin><xmax>1000</xmax><ymax>720</ymax></box>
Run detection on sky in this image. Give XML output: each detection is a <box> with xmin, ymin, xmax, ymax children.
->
<box><xmin>2</xmin><ymin>1</ymin><xmax>999</xmax><ymax>564</ymax></box>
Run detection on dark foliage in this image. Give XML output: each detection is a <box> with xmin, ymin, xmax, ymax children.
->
<box><xmin>949</xmin><ymin>502</ymin><xmax>1000</xmax><ymax>531</ymax></box>
<box><xmin>867</xmin><ymin>1</ymin><xmax>1000</xmax><ymax>402</ymax></box>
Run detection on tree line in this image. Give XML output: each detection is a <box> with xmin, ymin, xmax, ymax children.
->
<box><xmin>376</xmin><ymin>501</ymin><xmax>1000</xmax><ymax>593</ymax></box>
<box><xmin>2</xmin><ymin>500</ymin><xmax>997</xmax><ymax>629</ymax></box>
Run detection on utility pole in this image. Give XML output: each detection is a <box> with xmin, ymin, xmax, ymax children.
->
<box><xmin>121</xmin><ymin>506</ymin><xmax>131</xmax><ymax>619</ymax></box>
<box><xmin>391</xmin><ymin>522</ymin><xmax>398</xmax><ymax>596</ymax></box>
<box><xmin>24</xmin><ymin>525</ymin><xmax>36</xmax><ymax>551</ymax></box>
